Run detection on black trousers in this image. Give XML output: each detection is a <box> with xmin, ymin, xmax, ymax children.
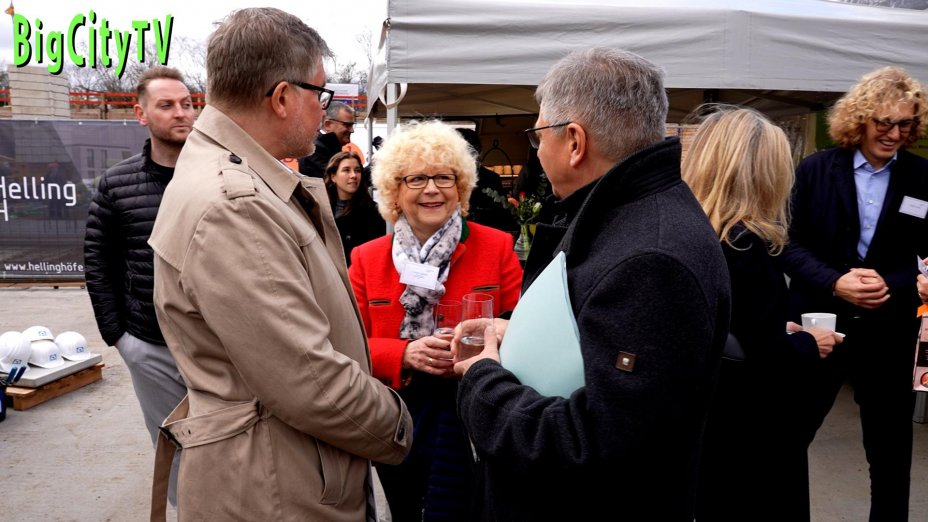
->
<box><xmin>799</xmin><ymin>316</ymin><xmax>916</xmax><ymax>522</ymax></box>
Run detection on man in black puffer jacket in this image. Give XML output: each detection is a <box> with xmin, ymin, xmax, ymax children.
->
<box><xmin>84</xmin><ymin>66</ymin><xmax>194</xmax><ymax>506</ymax></box>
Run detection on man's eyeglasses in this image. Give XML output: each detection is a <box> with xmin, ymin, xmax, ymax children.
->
<box><xmin>265</xmin><ymin>80</ymin><xmax>334</xmax><ymax>110</ymax></box>
<box><xmin>400</xmin><ymin>174</ymin><xmax>458</xmax><ymax>189</ymax></box>
<box><xmin>872</xmin><ymin>117</ymin><xmax>917</xmax><ymax>134</ymax></box>
<box><xmin>328</xmin><ymin>119</ymin><xmax>356</xmax><ymax>128</ymax></box>
<box><xmin>524</xmin><ymin>122</ymin><xmax>571</xmax><ymax>148</ymax></box>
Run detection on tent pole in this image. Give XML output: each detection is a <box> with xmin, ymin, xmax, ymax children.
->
<box><xmin>387</xmin><ymin>83</ymin><xmax>399</xmax><ymax>137</ymax></box>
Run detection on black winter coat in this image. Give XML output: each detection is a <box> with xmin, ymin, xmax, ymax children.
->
<box><xmin>457</xmin><ymin>138</ymin><xmax>731</xmax><ymax>521</ymax></box>
<box><xmin>84</xmin><ymin>140</ymin><xmax>170</xmax><ymax>346</ymax></box>
<box><xmin>697</xmin><ymin>228</ymin><xmax>818</xmax><ymax>521</ymax></box>
<box><xmin>327</xmin><ymin>184</ymin><xmax>385</xmax><ymax>266</ymax></box>
<box><xmin>298</xmin><ymin>132</ymin><xmax>342</xmax><ymax>178</ymax></box>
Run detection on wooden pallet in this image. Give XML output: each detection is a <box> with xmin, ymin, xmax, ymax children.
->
<box><xmin>4</xmin><ymin>363</ymin><xmax>104</xmax><ymax>411</ymax></box>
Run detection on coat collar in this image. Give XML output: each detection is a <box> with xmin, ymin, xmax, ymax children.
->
<box><xmin>194</xmin><ymin>105</ymin><xmax>348</xmax><ymax>272</ymax></box>
<box><xmin>193</xmin><ymin>105</ymin><xmax>301</xmax><ymax>203</ymax></box>
<box><xmin>558</xmin><ymin>137</ymin><xmax>683</xmax><ymax>257</ymax></box>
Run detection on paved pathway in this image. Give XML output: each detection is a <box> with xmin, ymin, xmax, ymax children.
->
<box><xmin>1</xmin><ymin>287</ymin><xmax>925</xmax><ymax>520</ymax></box>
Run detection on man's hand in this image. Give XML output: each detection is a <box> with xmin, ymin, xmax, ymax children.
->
<box><xmin>834</xmin><ymin>268</ymin><xmax>889</xmax><ymax>309</ymax></box>
<box><xmin>453</xmin><ymin>324</ymin><xmax>501</xmax><ymax>377</ymax></box>
<box><xmin>917</xmin><ymin>258</ymin><xmax>928</xmax><ymax>303</ymax></box>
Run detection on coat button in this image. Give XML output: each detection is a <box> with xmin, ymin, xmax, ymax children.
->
<box><xmin>229</xmin><ymin>154</ymin><xmax>242</xmax><ymax>164</ymax></box>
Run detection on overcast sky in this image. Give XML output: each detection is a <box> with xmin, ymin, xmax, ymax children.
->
<box><xmin>0</xmin><ymin>1</ymin><xmax>387</xmax><ymax>76</ymax></box>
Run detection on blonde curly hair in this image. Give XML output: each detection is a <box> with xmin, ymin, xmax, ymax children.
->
<box><xmin>371</xmin><ymin>121</ymin><xmax>477</xmax><ymax>223</ymax></box>
<box><xmin>828</xmin><ymin>67</ymin><xmax>927</xmax><ymax>148</ymax></box>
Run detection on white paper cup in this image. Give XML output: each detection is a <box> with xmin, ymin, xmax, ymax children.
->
<box><xmin>801</xmin><ymin>312</ymin><xmax>837</xmax><ymax>331</ymax></box>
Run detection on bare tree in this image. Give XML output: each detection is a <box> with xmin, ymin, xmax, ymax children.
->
<box><xmin>66</xmin><ymin>37</ymin><xmax>207</xmax><ymax>94</ymax></box>
<box><xmin>167</xmin><ymin>36</ymin><xmax>208</xmax><ymax>93</ymax></box>
<box><xmin>355</xmin><ymin>28</ymin><xmax>373</xmax><ymax>91</ymax></box>
<box><xmin>0</xmin><ymin>61</ymin><xmax>9</xmax><ymax>90</ymax></box>
<box><xmin>328</xmin><ymin>60</ymin><xmax>361</xmax><ymax>84</ymax></box>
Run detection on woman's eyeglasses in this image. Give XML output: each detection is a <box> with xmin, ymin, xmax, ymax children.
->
<box><xmin>400</xmin><ymin>174</ymin><xmax>458</xmax><ymax>189</ymax></box>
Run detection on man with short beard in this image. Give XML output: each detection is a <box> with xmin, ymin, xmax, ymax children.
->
<box><xmin>148</xmin><ymin>8</ymin><xmax>411</xmax><ymax>520</ymax></box>
<box><xmin>84</xmin><ymin>66</ymin><xmax>195</xmax><ymax>507</ymax></box>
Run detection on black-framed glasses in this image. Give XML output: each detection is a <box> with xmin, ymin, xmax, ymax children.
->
<box><xmin>328</xmin><ymin>118</ymin><xmax>356</xmax><ymax>128</ymax></box>
<box><xmin>400</xmin><ymin>174</ymin><xmax>458</xmax><ymax>189</ymax></box>
<box><xmin>872</xmin><ymin>117</ymin><xmax>917</xmax><ymax>134</ymax></box>
<box><xmin>524</xmin><ymin>122</ymin><xmax>571</xmax><ymax>148</ymax></box>
<box><xmin>265</xmin><ymin>80</ymin><xmax>334</xmax><ymax>110</ymax></box>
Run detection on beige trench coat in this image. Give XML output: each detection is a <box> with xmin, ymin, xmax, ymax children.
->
<box><xmin>149</xmin><ymin>106</ymin><xmax>411</xmax><ymax>521</ymax></box>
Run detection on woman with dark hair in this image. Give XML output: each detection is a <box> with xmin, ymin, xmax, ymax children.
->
<box><xmin>323</xmin><ymin>151</ymin><xmax>385</xmax><ymax>265</ymax></box>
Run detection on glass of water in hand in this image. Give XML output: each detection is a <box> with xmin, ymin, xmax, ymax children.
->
<box><xmin>433</xmin><ymin>301</ymin><xmax>462</xmax><ymax>340</ymax></box>
<box><xmin>458</xmin><ymin>293</ymin><xmax>494</xmax><ymax>360</ymax></box>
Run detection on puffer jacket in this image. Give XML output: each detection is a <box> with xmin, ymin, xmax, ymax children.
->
<box><xmin>84</xmin><ymin>140</ymin><xmax>171</xmax><ymax>346</ymax></box>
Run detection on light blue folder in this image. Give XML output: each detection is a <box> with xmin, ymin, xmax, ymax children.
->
<box><xmin>499</xmin><ymin>251</ymin><xmax>584</xmax><ymax>398</ymax></box>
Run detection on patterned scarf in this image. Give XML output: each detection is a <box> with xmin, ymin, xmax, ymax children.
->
<box><xmin>392</xmin><ymin>210</ymin><xmax>462</xmax><ymax>339</ymax></box>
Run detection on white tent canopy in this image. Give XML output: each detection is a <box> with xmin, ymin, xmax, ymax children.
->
<box><xmin>367</xmin><ymin>0</ymin><xmax>928</xmax><ymax>121</ymax></box>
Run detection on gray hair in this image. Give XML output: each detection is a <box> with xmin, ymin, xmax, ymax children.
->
<box><xmin>326</xmin><ymin>101</ymin><xmax>354</xmax><ymax>120</ymax></box>
<box><xmin>536</xmin><ymin>47</ymin><xmax>668</xmax><ymax>162</ymax></box>
<box><xmin>207</xmin><ymin>8</ymin><xmax>331</xmax><ymax>110</ymax></box>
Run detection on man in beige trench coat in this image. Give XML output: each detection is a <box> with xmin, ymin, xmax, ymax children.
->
<box><xmin>148</xmin><ymin>8</ymin><xmax>412</xmax><ymax>521</ymax></box>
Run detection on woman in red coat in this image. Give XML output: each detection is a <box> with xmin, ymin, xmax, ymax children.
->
<box><xmin>349</xmin><ymin>120</ymin><xmax>522</xmax><ymax>521</ymax></box>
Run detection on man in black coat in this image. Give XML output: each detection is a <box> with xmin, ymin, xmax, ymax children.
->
<box><xmin>298</xmin><ymin>101</ymin><xmax>355</xmax><ymax>178</ymax></box>
<box><xmin>84</xmin><ymin>67</ymin><xmax>193</xmax><ymax>506</ymax></box>
<box><xmin>783</xmin><ymin>67</ymin><xmax>928</xmax><ymax>522</ymax></box>
<box><xmin>452</xmin><ymin>48</ymin><xmax>731</xmax><ymax>521</ymax></box>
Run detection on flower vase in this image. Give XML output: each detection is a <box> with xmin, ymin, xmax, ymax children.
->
<box><xmin>514</xmin><ymin>223</ymin><xmax>532</xmax><ymax>261</ymax></box>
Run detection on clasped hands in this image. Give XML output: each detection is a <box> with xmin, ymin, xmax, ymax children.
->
<box><xmin>834</xmin><ymin>268</ymin><xmax>889</xmax><ymax>309</ymax></box>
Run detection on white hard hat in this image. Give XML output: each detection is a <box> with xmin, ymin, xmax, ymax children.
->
<box><xmin>55</xmin><ymin>331</ymin><xmax>93</xmax><ymax>361</ymax></box>
<box><xmin>22</xmin><ymin>325</ymin><xmax>55</xmax><ymax>342</ymax></box>
<box><xmin>29</xmin><ymin>340</ymin><xmax>64</xmax><ymax>369</ymax></box>
<box><xmin>0</xmin><ymin>330</ymin><xmax>32</xmax><ymax>373</ymax></box>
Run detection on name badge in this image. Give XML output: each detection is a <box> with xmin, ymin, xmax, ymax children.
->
<box><xmin>400</xmin><ymin>262</ymin><xmax>440</xmax><ymax>290</ymax></box>
<box><xmin>899</xmin><ymin>196</ymin><xmax>928</xmax><ymax>219</ymax></box>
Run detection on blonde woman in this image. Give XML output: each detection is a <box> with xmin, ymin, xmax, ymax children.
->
<box><xmin>348</xmin><ymin>120</ymin><xmax>523</xmax><ymax>521</ymax></box>
<box><xmin>683</xmin><ymin>107</ymin><xmax>841</xmax><ymax>521</ymax></box>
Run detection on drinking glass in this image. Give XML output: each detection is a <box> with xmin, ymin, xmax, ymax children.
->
<box><xmin>459</xmin><ymin>293</ymin><xmax>494</xmax><ymax>360</ymax></box>
<box><xmin>433</xmin><ymin>301</ymin><xmax>462</xmax><ymax>340</ymax></box>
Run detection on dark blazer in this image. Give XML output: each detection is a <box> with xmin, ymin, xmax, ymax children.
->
<box><xmin>457</xmin><ymin>138</ymin><xmax>731</xmax><ymax>521</ymax></box>
<box><xmin>783</xmin><ymin>147</ymin><xmax>928</xmax><ymax>335</ymax></box>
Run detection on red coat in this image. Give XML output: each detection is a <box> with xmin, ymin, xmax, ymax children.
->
<box><xmin>349</xmin><ymin>221</ymin><xmax>523</xmax><ymax>389</ymax></box>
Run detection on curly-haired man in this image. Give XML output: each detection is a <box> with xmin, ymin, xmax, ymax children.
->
<box><xmin>784</xmin><ymin>66</ymin><xmax>928</xmax><ymax>521</ymax></box>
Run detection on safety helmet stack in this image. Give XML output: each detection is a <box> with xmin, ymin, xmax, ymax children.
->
<box><xmin>0</xmin><ymin>331</ymin><xmax>32</xmax><ymax>373</ymax></box>
<box><xmin>22</xmin><ymin>325</ymin><xmax>64</xmax><ymax>369</ymax></box>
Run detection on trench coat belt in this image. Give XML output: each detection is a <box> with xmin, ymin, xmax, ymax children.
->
<box><xmin>150</xmin><ymin>395</ymin><xmax>268</xmax><ymax>522</ymax></box>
